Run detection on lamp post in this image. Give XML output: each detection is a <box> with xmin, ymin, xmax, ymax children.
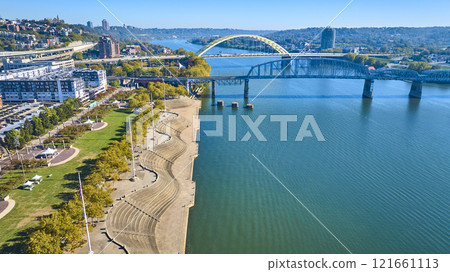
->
<box><xmin>163</xmin><ymin>78</ymin><xmax>166</xmax><ymax>111</ymax></box>
<box><xmin>128</xmin><ymin>118</ymin><xmax>136</xmax><ymax>180</ymax></box>
<box><xmin>19</xmin><ymin>154</ymin><xmax>25</xmax><ymax>180</ymax></box>
<box><xmin>151</xmin><ymin>92</ymin><xmax>155</xmax><ymax>151</ymax></box>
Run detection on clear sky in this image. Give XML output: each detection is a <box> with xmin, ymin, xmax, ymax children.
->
<box><xmin>0</xmin><ymin>0</ymin><xmax>449</xmax><ymax>30</ymax></box>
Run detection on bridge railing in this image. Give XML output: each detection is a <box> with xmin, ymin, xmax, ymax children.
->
<box><xmin>420</xmin><ymin>69</ymin><xmax>450</xmax><ymax>83</ymax></box>
<box><xmin>247</xmin><ymin>58</ymin><xmax>371</xmax><ymax>79</ymax></box>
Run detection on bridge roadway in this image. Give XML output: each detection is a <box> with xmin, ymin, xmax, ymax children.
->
<box><xmin>0</xmin><ymin>42</ymin><xmax>96</xmax><ymax>60</ymax></box>
<box><xmin>76</xmin><ymin>54</ymin><xmax>185</xmax><ymax>65</ymax></box>
<box><xmin>201</xmin><ymin>52</ymin><xmax>391</xmax><ymax>59</ymax></box>
<box><xmin>109</xmin><ymin>58</ymin><xmax>450</xmax><ymax>99</ymax></box>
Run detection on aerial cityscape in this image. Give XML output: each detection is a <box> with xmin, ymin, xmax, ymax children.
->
<box><xmin>0</xmin><ymin>0</ymin><xmax>448</xmax><ymax>270</ymax></box>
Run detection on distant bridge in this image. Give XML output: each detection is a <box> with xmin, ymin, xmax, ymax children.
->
<box><xmin>196</xmin><ymin>35</ymin><xmax>290</xmax><ymax>57</ymax></box>
<box><xmin>110</xmin><ymin>58</ymin><xmax>450</xmax><ymax>99</ymax></box>
<box><xmin>202</xmin><ymin>52</ymin><xmax>391</xmax><ymax>59</ymax></box>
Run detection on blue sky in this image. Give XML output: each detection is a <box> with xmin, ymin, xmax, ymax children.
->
<box><xmin>0</xmin><ymin>0</ymin><xmax>449</xmax><ymax>30</ymax></box>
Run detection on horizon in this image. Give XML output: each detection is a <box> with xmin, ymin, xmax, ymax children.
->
<box><xmin>2</xmin><ymin>17</ymin><xmax>450</xmax><ymax>31</ymax></box>
<box><xmin>1</xmin><ymin>0</ymin><xmax>449</xmax><ymax>30</ymax></box>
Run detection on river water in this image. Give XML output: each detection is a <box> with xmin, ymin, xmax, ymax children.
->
<box><xmin>151</xmin><ymin>40</ymin><xmax>450</xmax><ymax>254</ymax></box>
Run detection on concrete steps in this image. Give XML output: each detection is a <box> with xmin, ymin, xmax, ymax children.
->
<box><xmin>105</xmin><ymin>115</ymin><xmax>189</xmax><ymax>254</ymax></box>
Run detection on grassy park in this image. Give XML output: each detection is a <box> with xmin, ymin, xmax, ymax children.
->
<box><xmin>0</xmin><ymin>108</ymin><xmax>131</xmax><ymax>253</ymax></box>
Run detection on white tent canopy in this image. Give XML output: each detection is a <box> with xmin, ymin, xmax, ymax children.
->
<box><xmin>83</xmin><ymin>118</ymin><xmax>95</xmax><ymax>125</ymax></box>
<box><xmin>112</xmin><ymin>100</ymin><xmax>120</xmax><ymax>104</ymax></box>
<box><xmin>24</xmin><ymin>181</ymin><xmax>34</xmax><ymax>187</ymax></box>
<box><xmin>41</xmin><ymin>148</ymin><xmax>57</xmax><ymax>156</ymax></box>
<box><xmin>31</xmin><ymin>175</ymin><xmax>42</xmax><ymax>180</ymax></box>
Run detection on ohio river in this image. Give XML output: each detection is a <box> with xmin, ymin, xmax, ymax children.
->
<box><xmin>152</xmin><ymin>40</ymin><xmax>450</xmax><ymax>253</ymax></box>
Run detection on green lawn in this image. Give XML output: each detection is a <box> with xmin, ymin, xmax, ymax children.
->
<box><xmin>0</xmin><ymin>108</ymin><xmax>131</xmax><ymax>253</ymax></box>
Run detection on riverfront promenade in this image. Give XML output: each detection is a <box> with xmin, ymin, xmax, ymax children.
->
<box><xmin>76</xmin><ymin>97</ymin><xmax>200</xmax><ymax>254</ymax></box>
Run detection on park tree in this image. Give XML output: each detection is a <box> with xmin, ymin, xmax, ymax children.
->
<box><xmin>39</xmin><ymin>109</ymin><xmax>51</xmax><ymax>129</ymax></box>
<box><xmin>408</xmin><ymin>61</ymin><xmax>432</xmax><ymax>73</ymax></box>
<box><xmin>24</xmin><ymin>119</ymin><xmax>33</xmax><ymax>136</ymax></box>
<box><xmin>76</xmin><ymin>63</ymin><xmax>87</xmax><ymax>69</ymax></box>
<box><xmin>4</xmin><ymin>129</ymin><xmax>23</xmax><ymax>150</ymax></box>
<box><xmin>344</xmin><ymin>52</ymin><xmax>357</xmax><ymax>62</ymax></box>
<box><xmin>72</xmin><ymin>52</ymin><xmax>83</xmax><ymax>60</ymax></box>
<box><xmin>20</xmin><ymin>127</ymin><xmax>31</xmax><ymax>143</ymax></box>
<box><xmin>111</xmin><ymin>66</ymin><xmax>123</xmax><ymax>76</ymax></box>
<box><xmin>27</xmin><ymin>230</ymin><xmax>63</xmax><ymax>254</ymax></box>
<box><xmin>109</xmin><ymin>79</ymin><xmax>120</xmax><ymax>87</ymax></box>
<box><xmin>354</xmin><ymin>54</ymin><xmax>369</xmax><ymax>65</ymax></box>
<box><xmin>32</xmin><ymin>115</ymin><xmax>45</xmax><ymax>136</ymax></box>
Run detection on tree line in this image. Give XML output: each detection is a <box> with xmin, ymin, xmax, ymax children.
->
<box><xmin>2</xmin><ymin>98</ymin><xmax>81</xmax><ymax>151</ymax></box>
<box><xmin>77</xmin><ymin>50</ymin><xmax>211</xmax><ymax>78</ymax></box>
<box><xmin>343</xmin><ymin>53</ymin><xmax>388</xmax><ymax>68</ymax></box>
<box><xmin>27</xmin><ymin>137</ymin><xmax>132</xmax><ymax>253</ymax></box>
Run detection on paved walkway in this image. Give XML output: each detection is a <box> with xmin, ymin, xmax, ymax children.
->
<box><xmin>155</xmin><ymin>97</ymin><xmax>200</xmax><ymax>254</ymax></box>
<box><xmin>0</xmin><ymin>199</ymin><xmax>16</xmax><ymax>220</ymax></box>
<box><xmin>92</xmin><ymin>122</ymin><xmax>108</xmax><ymax>131</ymax></box>
<box><xmin>49</xmin><ymin>147</ymin><xmax>79</xmax><ymax>166</ymax></box>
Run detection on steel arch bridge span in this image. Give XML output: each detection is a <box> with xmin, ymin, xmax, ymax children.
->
<box><xmin>196</xmin><ymin>35</ymin><xmax>290</xmax><ymax>57</ymax></box>
<box><xmin>246</xmin><ymin>58</ymin><xmax>371</xmax><ymax>79</ymax></box>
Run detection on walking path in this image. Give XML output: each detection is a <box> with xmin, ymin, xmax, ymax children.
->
<box><xmin>49</xmin><ymin>147</ymin><xmax>80</xmax><ymax>166</ymax></box>
<box><xmin>0</xmin><ymin>199</ymin><xmax>15</xmax><ymax>220</ymax></box>
<box><xmin>92</xmin><ymin>122</ymin><xmax>108</xmax><ymax>131</ymax></box>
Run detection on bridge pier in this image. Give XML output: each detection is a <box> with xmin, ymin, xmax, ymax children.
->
<box><xmin>362</xmin><ymin>79</ymin><xmax>374</xmax><ymax>98</ymax></box>
<box><xmin>185</xmin><ymin>80</ymin><xmax>191</xmax><ymax>95</ymax></box>
<box><xmin>211</xmin><ymin>80</ymin><xmax>216</xmax><ymax>99</ymax></box>
<box><xmin>409</xmin><ymin>81</ymin><xmax>423</xmax><ymax>98</ymax></box>
<box><xmin>281</xmin><ymin>57</ymin><xmax>292</xmax><ymax>70</ymax></box>
<box><xmin>244</xmin><ymin>79</ymin><xmax>249</xmax><ymax>99</ymax></box>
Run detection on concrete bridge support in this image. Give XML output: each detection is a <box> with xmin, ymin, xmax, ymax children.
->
<box><xmin>409</xmin><ymin>81</ymin><xmax>423</xmax><ymax>98</ymax></box>
<box><xmin>185</xmin><ymin>80</ymin><xmax>191</xmax><ymax>94</ymax></box>
<box><xmin>211</xmin><ymin>80</ymin><xmax>216</xmax><ymax>99</ymax></box>
<box><xmin>281</xmin><ymin>57</ymin><xmax>292</xmax><ymax>70</ymax></box>
<box><xmin>362</xmin><ymin>79</ymin><xmax>374</xmax><ymax>98</ymax></box>
<box><xmin>244</xmin><ymin>79</ymin><xmax>249</xmax><ymax>99</ymax></box>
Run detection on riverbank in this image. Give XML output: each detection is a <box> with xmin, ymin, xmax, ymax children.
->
<box><xmin>84</xmin><ymin>96</ymin><xmax>200</xmax><ymax>254</ymax></box>
<box><xmin>156</xmin><ymin>97</ymin><xmax>200</xmax><ymax>253</ymax></box>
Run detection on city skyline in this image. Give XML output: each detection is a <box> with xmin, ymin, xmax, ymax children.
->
<box><xmin>0</xmin><ymin>0</ymin><xmax>449</xmax><ymax>30</ymax></box>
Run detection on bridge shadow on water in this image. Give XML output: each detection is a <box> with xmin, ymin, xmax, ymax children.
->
<box><xmin>212</xmin><ymin>94</ymin><xmax>450</xmax><ymax>99</ymax></box>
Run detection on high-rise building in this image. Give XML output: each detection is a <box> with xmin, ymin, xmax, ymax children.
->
<box><xmin>87</xmin><ymin>21</ymin><xmax>94</xmax><ymax>28</ymax></box>
<box><xmin>102</xmin><ymin>19</ymin><xmax>110</xmax><ymax>31</ymax></box>
<box><xmin>321</xmin><ymin>27</ymin><xmax>336</xmax><ymax>50</ymax></box>
<box><xmin>98</xmin><ymin>36</ymin><xmax>120</xmax><ymax>58</ymax></box>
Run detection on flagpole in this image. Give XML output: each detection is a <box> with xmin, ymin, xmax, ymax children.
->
<box><xmin>162</xmin><ymin>79</ymin><xmax>166</xmax><ymax>112</ymax></box>
<box><xmin>128</xmin><ymin>118</ymin><xmax>136</xmax><ymax>179</ymax></box>
<box><xmin>151</xmin><ymin>92</ymin><xmax>155</xmax><ymax>151</ymax></box>
<box><xmin>78</xmin><ymin>172</ymin><xmax>93</xmax><ymax>254</ymax></box>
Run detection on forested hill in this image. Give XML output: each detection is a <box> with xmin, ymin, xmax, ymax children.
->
<box><xmin>266</xmin><ymin>27</ymin><xmax>450</xmax><ymax>48</ymax></box>
<box><xmin>92</xmin><ymin>27</ymin><xmax>274</xmax><ymax>41</ymax></box>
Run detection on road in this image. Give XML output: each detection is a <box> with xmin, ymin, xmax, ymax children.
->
<box><xmin>75</xmin><ymin>55</ymin><xmax>185</xmax><ymax>65</ymax></box>
<box><xmin>0</xmin><ymin>42</ymin><xmax>96</xmax><ymax>59</ymax></box>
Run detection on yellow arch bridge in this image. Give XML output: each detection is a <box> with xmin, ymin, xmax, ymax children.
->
<box><xmin>196</xmin><ymin>35</ymin><xmax>290</xmax><ymax>57</ymax></box>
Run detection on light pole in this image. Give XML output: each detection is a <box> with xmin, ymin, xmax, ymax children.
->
<box><xmin>19</xmin><ymin>154</ymin><xmax>25</xmax><ymax>179</ymax></box>
<box><xmin>128</xmin><ymin>118</ymin><xmax>136</xmax><ymax>180</ymax></box>
<box><xmin>78</xmin><ymin>173</ymin><xmax>94</xmax><ymax>254</ymax></box>
<box><xmin>151</xmin><ymin>92</ymin><xmax>155</xmax><ymax>151</ymax></box>
<box><xmin>163</xmin><ymin>78</ymin><xmax>166</xmax><ymax>111</ymax></box>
